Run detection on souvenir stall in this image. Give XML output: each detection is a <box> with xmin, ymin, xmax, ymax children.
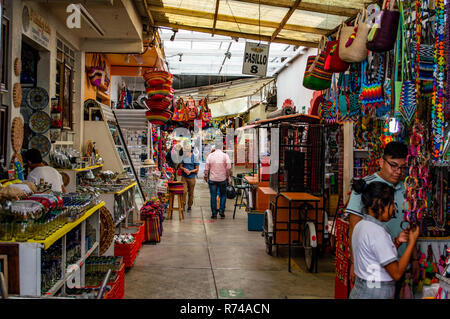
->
<box><xmin>302</xmin><ymin>0</ymin><xmax>449</xmax><ymax>299</ymax></box>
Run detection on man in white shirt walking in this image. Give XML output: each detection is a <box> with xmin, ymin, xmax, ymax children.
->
<box><xmin>25</xmin><ymin>148</ymin><xmax>66</xmax><ymax>193</ymax></box>
<box><xmin>204</xmin><ymin>145</ymin><xmax>232</xmax><ymax>219</ymax></box>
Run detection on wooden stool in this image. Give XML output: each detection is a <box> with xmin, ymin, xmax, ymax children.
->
<box><xmin>168</xmin><ymin>191</ymin><xmax>185</xmax><ymax>220</ymax></box>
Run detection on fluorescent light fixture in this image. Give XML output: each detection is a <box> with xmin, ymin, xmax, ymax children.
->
<box><xmin>389</xmin><ymin>118</ymin><xmax>399</xmax><ymax>133</ymax></box>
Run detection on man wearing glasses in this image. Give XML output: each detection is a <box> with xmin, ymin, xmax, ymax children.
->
<box><xmin>346</xmin><ymin>141</ymin><xmax>419</xmax><ymax>298</ymax></box>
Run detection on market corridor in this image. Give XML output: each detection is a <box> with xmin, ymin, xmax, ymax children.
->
<box><xmin>124</xmin><ymin>179</ymin><xmax>335</xmax><ymax>299</ymax></box>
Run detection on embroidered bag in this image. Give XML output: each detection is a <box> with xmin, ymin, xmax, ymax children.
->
<box><xmin>303</xmin><ymin>37</ymin><xmax>332</xmax><ymax>90</ymax></box>
<box><xmin>199</xmin><ymin>98</ymin><xmax>212</xmax><ymax>123</ymax></box>
<box><xmin>87</xmin><ymin>54</ymin><xmax>105</xmax><ymax>87</ymax></box>
<box><xmin>171</xmin><ymin>98</ymin><xmax>187</xmax><ymax>122</ymax></box>
<box><xmin>360</xmin><ymin>56</ymin><xmax>385</xmax><ymax>117</ymax></box>
<box><xmin>187</xmin><ymin>97</ymin><xmax>198</xmax><ymax>121</ymax></box>
<box><xmin>337</xmin><ymin>73</ymin><xmax>349</xmax><ymax>121</ymax></box>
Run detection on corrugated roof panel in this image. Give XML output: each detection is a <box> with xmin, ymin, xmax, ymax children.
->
<box><xmin>159</xmin><ymin>0</ymin><xmax>216</xmax><ymax>12</ymax></box>
<box><xmin>215</xmin><ymin>21</ymin><xmax>275</xmax><ymax>36</ymax></box>
<box><xmin>277</xmin><ymin>30</ymin><xmax>323</xmax><ymax>43</ymax></box>
<box><xmin>288</xmin><ymin>10</ymin><xmax>348</xmax><ymax>30</ymax></box>
<box><xmin>220</xmin><ymin>0</ymin><xmax>289</xmax><ymax>23</ymax></box>
<box><xmin>163</xmin><ymin>13</ymin><xmax>214</xmax><ymax>28</ymax></box>
<box><xmin>302</xmin><ymin>0</ymin><xmax>368</xmax><ymax>10</ymax></box>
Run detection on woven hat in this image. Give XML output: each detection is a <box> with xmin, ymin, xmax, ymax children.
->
<box><xmin>142</xmin><ymin>159</ymin><xmax>156</xmax><ymax>167</ymax></box>
<box><xmin>145</xmin><ymin>109</ymin><xmax>173</xmax><ymax>125</ymax></box>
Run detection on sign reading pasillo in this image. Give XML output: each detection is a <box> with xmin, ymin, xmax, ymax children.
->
<box><xmin>242</xmin><ymin>42</ymin><xmax>269</xmax><ymax>77</ymax></box>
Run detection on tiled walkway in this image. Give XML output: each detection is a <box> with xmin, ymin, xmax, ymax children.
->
<box><xmin>124</xmin><ymin>179</ymin><xmax>335</xmax><ymax>299</ymax></box>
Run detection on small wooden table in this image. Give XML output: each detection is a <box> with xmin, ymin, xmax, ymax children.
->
<box><xmin>279</xmin><ymin>192</ymin><xmax>321</xmax><ymax>273</ymax></box>
<box><xmin>244</xmin><ymin>176</ymin><xmax>258</xmax><ymax>185</ymax></box>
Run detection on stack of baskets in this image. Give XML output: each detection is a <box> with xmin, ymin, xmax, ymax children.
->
<box><xmin>143</xmin><ymin>70</ymin><xmax>174</xmax><ymax>125</ymax></box>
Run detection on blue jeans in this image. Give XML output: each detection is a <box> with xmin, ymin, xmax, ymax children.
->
<box><xmin>208</xmin><ymin>180</ymin><xmax>227</xmax><ymax>216</ymax></box>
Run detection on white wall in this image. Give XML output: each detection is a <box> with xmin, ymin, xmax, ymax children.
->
<box><xmin>276</xmin><ymin>47</ymin><xmax>317</xmax><ymax>113</ymax></box>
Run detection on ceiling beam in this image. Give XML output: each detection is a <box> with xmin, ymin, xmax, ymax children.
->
<box><xmin>232</xmin><ymin>0</ymin><xmax>361</xmax><ymax>17</ymax></box>
<box><xmin>154</xmin><ymin>21</ymin><xmax>318</xmax><ymax>47</ymax></box>
<box><xmin>142</xmin><ymin>0</ymin><xmax>155</xmax><ymax>25</ymax></box>
<box><xmin>212</xmin><ymin>0</ymin><xmax>220</xmax><ymax>36</ymax></box>
<box><xmin>149</xmin><ymin>6</ymin><xmax>329</xmax><ymax>35</ymax></box>
<box><xmin>270</xmin><ymin>0</ymin><xmax>302</xmax><ymax>42</ymax></box>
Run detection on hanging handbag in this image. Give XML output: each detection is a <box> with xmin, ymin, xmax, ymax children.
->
<box><xmin>337</xmin><ymin>73</ymin><xmax>349</xmax><ymax>121</ymax></box>
<box><xmin>395</xmin><ymin>2</ymin><xmax>417</xmax><ymax>124</ymax></box>
<box><xmin>348</xmin><ymin>64</ymin><xmax>362</xmax><ymax>121</ymax></box>
<box><xmin>172</xmin><ymin>98</ymin><xmax>187</xmax><ymax>122</ymax></box>
<box><xmin>366</xmin><ymin>0</ymin><xmax>400</xmax><ymax>52</ymax></box>
<box><xmin>324</xmin><ymin>35</ymin><xmax>350</xmax><ymax>73</ymax></box>
<box><xmin>338</xmin><ymin>9</ymin><xmax>370</xmax><ymax>63</ymax></box>
<box><xmin>360</xmin><ymin>57</ymin><xmax>385</xmax><ymax>117</ymax></box>
<box><xmin>303</xmin><ymin>37</ymin><xmax>332</xmax><ymax>90</ymax></box>
<box><xmin>319</xmin><ymin>78</ymin><xmax>337</xmax><ymax>123</ymax></box>
<box><xmin>87</xmin><ymin>54</ymin><xmax>105</xmax><ymax>87</ymax></box>
<box><xmin>187</xmin><ymin>97</ymin><xmax>198</xmax><ymax>121</ymax></box>
<box><xmin>199</xmin><ymin>98</ymin><xmax>212</xmax><ymax>123</ymax></box>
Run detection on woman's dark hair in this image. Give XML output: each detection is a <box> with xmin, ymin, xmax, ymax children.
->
<box><xmin>384</xmin><ymin>141</ymin><xmax>408</xmax><ymax>159</ymax></box>
<box><xmin>352</xmin><ymin>180</ymin><xmax>395</xmax><ymax>218</ymax></box>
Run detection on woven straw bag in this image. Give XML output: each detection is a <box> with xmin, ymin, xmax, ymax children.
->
<box><xmin>338</xmin><ymin>9</ymin><xmax>370</xmax><ymax>63</ymax></box>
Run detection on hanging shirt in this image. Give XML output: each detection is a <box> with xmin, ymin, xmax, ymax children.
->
<box><xmin>346</xmin><ymin>172</ymin><xmax>407</xmax><ymax>256</ymax></box>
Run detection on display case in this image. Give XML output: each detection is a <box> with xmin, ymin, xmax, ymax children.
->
<box><xmin>0</xmin><ymin>202</ymin><xmax>104</xmax><ymax>297</ymax></box>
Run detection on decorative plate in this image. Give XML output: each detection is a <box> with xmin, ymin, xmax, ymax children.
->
<box><xmin>26</xmin><ymin>87</ymin><xmax>49</xmax><ymax>110</ymax></box>
<box><xmin>11</xmin><ymin>117</ymin><xmax>24</xmax><ymax>153</ymax></box>
<box><xmin>29</xmin><ymin>111</ymin><xmax>51</xmax><ymax>134</ymax></box>
<box><xmin>28</xmin><ymin>134</ymin><xmax>51</xmax><ymax>157</ymax></box>
<box><xmin>13</xmin><ymin>83</ymin><xmax>22</xmax><ymax>108</ymax></box>
<box><xmin>14</xmin><ymin>58</ymin><xmax>21</xmax><ymax>76</ymax></box>
<box><xmin>99</xmin><ymin>206</ymin><xmax>115</xmax><ymax>255</ymax></box>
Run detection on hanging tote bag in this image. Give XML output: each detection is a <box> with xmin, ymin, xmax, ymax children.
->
<box><xmin>87</xmin><ymin>54</ymin><xmax>105</xmax><ymax>87</ymax></box>
<box><xmin>360</xmin><ymin>57</ymin><xmax>385</xmax><ymax>117</ymax></box>
<box><xmin>337</xmin><ymin>73</ymin><xmax>350</xmax><ymax>121</ymax></box>
<box><xmin>395</xmin><ymin>1</ymin><xmax>417</xmax><ymax>124</ymax></box>
<box><xmin>186</xmin><ymin>97</ymin><xmax>198</xmax><ymax>121</ymax></box>
<box><xmin>324</xmin><ymin>35</ymin><xmax>350</xmax><ymax>73</ymax></box>
<box><xmin>199</xmin><ymin>98</ymin><xmax>212</xmax><ymax>123</ymax></box>
<box><xmin>366</xmin><ymin>0</ymin><xmax>400</xmax><ymax>52</ymax></box>
<box><xmin>318</xmin><ymin>78</ymin><xmax>337</xmax><ymax>123</ymax></box>
<box><xmin>172</xmin><ymin>98</ymin><xmax>187</xmax><ymax>122</ymax></box>
<box><xmin>303</xmin><ymin>37</ymin><xmax>332</xmax><ymax>90</ymax></box>
<box><xmin>338</xmin><ymin>9</ymin><xmax>370</xmax><ymax>63</ymax></box>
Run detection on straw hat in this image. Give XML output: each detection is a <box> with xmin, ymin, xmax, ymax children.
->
<box><xmin>142</xmin><ymin>158</ymin><xmax>156</xmax><ymax>167</ymax></box>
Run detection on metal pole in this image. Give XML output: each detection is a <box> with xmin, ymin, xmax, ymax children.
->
<box><xmin>96</xmin><ymin>269</ymin><xmax>112</xmax><ymax>299</ymax></box>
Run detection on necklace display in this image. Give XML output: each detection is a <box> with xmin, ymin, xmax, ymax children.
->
<box><xmin>404</xmin><ymin>122</ymin><xmax>429</xmax><ymax>225</ymax></box>
<box><xmin>432</xmin><ymin>0</ymin><xmax>445</xmax><ymax>161</ymax></box>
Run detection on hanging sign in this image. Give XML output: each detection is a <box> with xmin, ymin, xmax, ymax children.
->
<box><xmin>242</xmin><ymin>42</ymin><xmax>269</xmax><ymax>77</ymax></box>
<box><xmin>22</xmin><ymin>5</ymin><xmax>51</xmax><ymax>50</ymax></box>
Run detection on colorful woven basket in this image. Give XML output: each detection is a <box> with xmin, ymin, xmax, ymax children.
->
<box><xmin>168</xmin><ymin>181</ymin><xmax>184</xmax><ymax>194</ymax></box>
<box><xmin>145</xmin><ymin>97</ymin><xmax>172</xmax><ymax>110</ymax></box>
<box><xmin>145</xmin><ymin>109</ymin><xmax>173</xmax><ymax>126</ymax></box>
